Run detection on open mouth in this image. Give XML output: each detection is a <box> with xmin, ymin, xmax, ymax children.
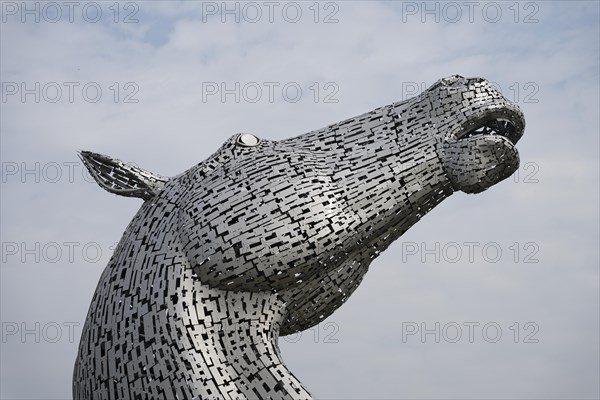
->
<box><xmin>455</xmin><ymin>109</ymin><xmax>525</xmax><ymax>145</ymax></box>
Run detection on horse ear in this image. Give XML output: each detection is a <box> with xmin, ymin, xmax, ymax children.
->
<box><xmin>78</xmin><ymin>151</ymin><xmax>168</xmax><ymax>200</ymax></box>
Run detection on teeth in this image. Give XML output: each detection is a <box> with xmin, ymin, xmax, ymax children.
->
<box><xmin>461</xmin><ymin>118</ymin><xmax>515</xmax><ymax>142</ymax></box>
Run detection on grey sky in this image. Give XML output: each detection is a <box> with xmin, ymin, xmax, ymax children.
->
<box><xmin>1</xmin><ymin>1</ymin><xmax>599</xmax><ymax>399</ymax></box>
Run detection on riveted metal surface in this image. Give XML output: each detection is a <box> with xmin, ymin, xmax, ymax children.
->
<box><xmin>74</xmin><ymin>75</ymin><xmax>525</xmax><ymax>399</ymax></box>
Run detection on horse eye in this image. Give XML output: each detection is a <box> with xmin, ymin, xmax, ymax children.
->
<box><xmin>236</xmin><ymin>133</ymin><xmax>260</xmax><ymax>147</ymax></box>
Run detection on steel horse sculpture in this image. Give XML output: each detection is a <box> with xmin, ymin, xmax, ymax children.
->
<box><xmin>74</xmin><ymin>76</ymin><xmax>525</xmax><ymax>399</ymax></box>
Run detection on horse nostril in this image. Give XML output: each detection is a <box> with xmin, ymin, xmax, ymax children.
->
<box><xmin>441</xmin><ymin>75</ymin><xmax>465</xmax><ymax>86</ymax></box>
<box><xmin>469</xmin><ymin>77</ymin><xmax>486</xmax><ymax>85</ymax></box>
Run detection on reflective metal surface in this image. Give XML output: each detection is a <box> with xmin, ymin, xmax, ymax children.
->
<box><xmin>73</xmin><ymin>75</ymin><xmax>525</xmax><ymax>399</ymax></box>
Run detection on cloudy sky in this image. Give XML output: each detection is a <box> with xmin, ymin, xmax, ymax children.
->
<box><xmin>1</xmin><ymin>1</ymin><xmax>598</xmax><ymax>399</ymax></box>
